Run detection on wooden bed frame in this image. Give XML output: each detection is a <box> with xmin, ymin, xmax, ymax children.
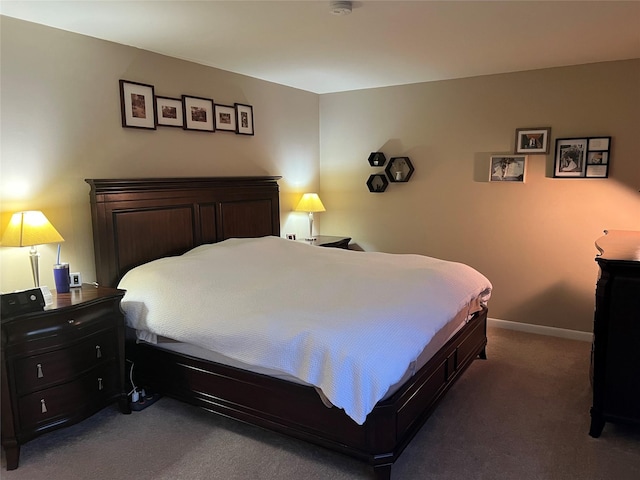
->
<box><xmin>86</xmin><ymin>176</ymin><xmax>488</xmax><ymax>480</ymax></box>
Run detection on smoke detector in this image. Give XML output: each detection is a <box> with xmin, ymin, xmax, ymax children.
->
<box><xmin>330</xmin><ymin>1</ymin><xmax>352</xmax><ymax>16</ymax></box>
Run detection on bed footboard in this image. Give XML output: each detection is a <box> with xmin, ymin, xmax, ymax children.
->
<box><xmin>127</xmin><ymin>307</ymin><xmax>487</xmax><ymax>479</ymax></box>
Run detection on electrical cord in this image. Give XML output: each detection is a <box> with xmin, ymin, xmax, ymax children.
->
<box><xmin>125</xmin><ymin>359</ymin><xmax>159</xmax><ymax>410</ymax></box>
<box><xmin>126</xmin><ymin>360</ymin><xmax>139</xmax><ymax>401</ymax></box>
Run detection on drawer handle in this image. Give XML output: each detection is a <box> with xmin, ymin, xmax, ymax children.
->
<box><xmin>98</xmin><ymin>377</ymin><xmax>103</xmax><ymax>391</ymax></box>
<box><xmin>41</xmin><ymin>399</ymin><xmax>48</xmax><ymax>414</ymax></box>
<box><xmin>37</xmin><ymin>363</ymin><xmax>44</xmax><ymax>378</ymax></box>
<box><xmin>96</xmin><ymin>345</ymin><xmax>102</xmax><ymax>358</ymax></box>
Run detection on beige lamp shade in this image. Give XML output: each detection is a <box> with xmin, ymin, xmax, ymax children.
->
<box><xmin>2</xmin><ymin>211</ymin><xmax>64</xmax><ymax>247</ymax></box>
<box><xmin>294</xmin><ymin>193</ymin><xmax>326</xmax><ymax>213</ymax></box>
<box><xmin>2</xmin><ymin>211</ymin><xmax>65</xmax><ymax>288</ymax></box>
<box><xmin>294</xmin><ymin>193</ymin><xmax>325</xmax><ymax>241</ymax></box>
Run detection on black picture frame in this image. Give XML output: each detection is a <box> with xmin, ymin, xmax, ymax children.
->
<box><xmin>182</xmin><ymin>95</ymin><xmax>215</xmax><ymax>132</ymax></box>
<box><xmin>119</xmin><ymin>80</ymin><xmax>156</xmax><ymax>129</ymax></box>
<box><xmin>554</xmin><ymin>137</ymin><xmax>611</xmax><ymax>178</ymax></box>
<box><xmin>155</xmin><ymin>96</ymin><xmax>184</xmax><ymax>128</ymax></box>
<box><xmin>585</xmin><ymin>137</ymin><xmax>611</xmax><ymax>178</ymax></box>
<box><xmin>214</xmin><ymin>104</ymin><xmax>237</xmax><ymax>132</ymax></box>
<box><xmin>235</xmin><ymin>103</ymin><xmax>254</xmax><ymax>135</ymax></box>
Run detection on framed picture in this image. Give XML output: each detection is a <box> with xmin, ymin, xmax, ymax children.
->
<box><xmin>515</xmin><ymin>127</ymin><xmax>551</xmax><ymax>154</ymax></box>
<box><xmin>119</xmin><ymin>80</ymin><xmax>156</xmax><ymax>129</ymax></box>
<box><xmin>155</xmin><ymin>96</ymin><xmax>183</xmax><ymax>128</ymax></box>
<box><xmin>214</xmin><ymin>104</ymin><xmax>237</xmax><ymax>132</ymax></box>
<box><xmin>554</xmin><ymin>137</ymin><xmax>610</xmax><ymax>178</ymax></box>
<box><xmin>554</xmin><ymin>138</ymin><xmax>587</xmax><ymax>177</ymax></box>
<box><xmin>585</xmin><ymin>137</ymin><xmax>611</xmax><ymax>178</ymax></box>
<box><xmin>182</xmin><ymin>95</ymin><xmax>215</xmax><ymax>132</ymax></box>
<box><xmin>489</xmin><ymin>155</ymin><xmax>527</xmax><ymax>182</ymax></box>
<box><xmin>235</xmin><ymin>103</ymin><xmax>254</xmax><ymax>135</ymax></box>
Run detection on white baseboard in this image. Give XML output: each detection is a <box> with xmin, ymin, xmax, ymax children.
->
<box><xmin>487</xmin><ymin>318</ymin><xmax>592</xmax><ymax>342</ymax></box>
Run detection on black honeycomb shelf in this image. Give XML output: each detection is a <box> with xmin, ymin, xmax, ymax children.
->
<box><xmin>367</xmin><ymin>174</ymin><xmax>389</xmax><ymax>193</ymax></box>
<box><xmin>368</xmin><ymin>152</ymin><xmax>387</xmax><ymax>167</ymax></box>
<box><xmin>385</xmin><ymin>157</ymin><xmax>414</xmax><ymax>183</ymax></box>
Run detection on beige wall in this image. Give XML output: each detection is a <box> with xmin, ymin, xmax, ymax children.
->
<box><xmin>0</xmin><ymin>17</ymin><xmax>319</xmax><ymax>291</ymax></box>
<box><xmin>319</xmin><ymin>60</ymin><xmax>640</xmax><ymax>332</ymax></box>
<box><xmin>2</xmin><ymin>17</ymin><xmax>639</xmax><ymax>333</ymax></box>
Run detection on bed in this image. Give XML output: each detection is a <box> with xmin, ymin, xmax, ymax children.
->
<box><xmin>86</xmin><ymin>176</ymin><xmax>490</xmax><ymax>480</ymax></box>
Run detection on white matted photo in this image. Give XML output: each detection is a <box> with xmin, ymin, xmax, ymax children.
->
<box><xmin>586</xmin><ymin>164</ymin><xmax>608</xmax><ymax>178</ymax></box>
<box><xmin>489</xmin><ymin>155</ymin><xmax>527</xmax><ymax>182</ymax></box>
<box><xmin>182</xmin><ymin>95</ymin><xmax>214</xmax><ymax>132</ymax></box>
<box><xmin>119</xmin><ymin>79</ymin><xmax>156</xmax><ymax>129</ymax></box>
<box><xmin>214</xmin><ymin>104</ymin><xmax>237</xmax><ymax>132</ymax></box>
<box><xmin>155</xmin><ymin>96</ymin><xmax>183</xmax><ymax>128</ymax></box>
<box><xmin>554</xmin><ymin>138</ymin><xmax>588</xmax><ymax>177</ymax></box>
<box><xmin>588</xmin><ymin>137</ymin><xmax>610</xmax><ymax>151</ymax></box>
<box><xmin>585</xmin><ymin>136</ymin><xmax>611</xmax><ymax>178</ymax></box>
<box><xmin>235</xmin><ymin>103</ymin><xmax>254</xmax><ymax>135</ymax></box>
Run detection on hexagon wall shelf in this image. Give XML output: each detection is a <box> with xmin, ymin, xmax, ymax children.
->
<box><xmin>368</xmin><ymin>152</ymin><xmax>387</xmax><ymax>167</ymax></box>
<box><xmin>385</xmin><ymin>157</ymin><xmax>415</xmax><ymax>182</ymax></box>
<box><xmin>367</xmin><ymin>174</ymin><xmax>389</xmax><ymax>193</ymax></box>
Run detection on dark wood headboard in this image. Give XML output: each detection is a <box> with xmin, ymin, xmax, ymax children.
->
<box><xmin>86</xmin><ymin>177</ymin><xmax>281</xmax><ymax>288</ymax></box>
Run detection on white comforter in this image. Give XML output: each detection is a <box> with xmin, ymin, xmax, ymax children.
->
<box><xmin>118</xmin><ymin>236</ymin><xmax>491</xmax><ymax>425</ymax></box>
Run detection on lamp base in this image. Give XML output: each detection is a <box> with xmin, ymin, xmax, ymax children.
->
<box><xmin>29</xmin><ymin>246</ymin><xmax>41</xmax><ymax>287</ymax></box>
<box><xmin>307</xmin><ymin>212</ymin><xmax>315</xmax><ymax>241</ymax></box>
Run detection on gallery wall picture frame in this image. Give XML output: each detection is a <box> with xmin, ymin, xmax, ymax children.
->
<box><xmin>489</xmin><ymin>155</ymin><xmax>527</xmax><ymax>182</ymax></box>
<box><xmin>155</xmin><ymin>96</ymin><xmax>184</xmax><ymax>128</ymax></box>
<box><xmin>183</xmin><ymin>95</ymin><xmax>215</xmax><ymax>132</ymax></box>
<box><xmin>214</xmin><ymin>104</ymin><xmax>237</xmax><ymax>132</ymax></box>
<box><xmin>515</xmin><ymin>127</ymin><xmax>551</xmax><ymax>154</ymax></box>
<box><xmin>554</xmin><ymin>137</ymin><xmax>611</xmax><ymax>178</ymax></box>
<box><xmin>119</xmin><ymin>80</ymin><xmax>156</xmax><ymax>129</ymax></box>
<box><xmin>235</xmin><ymin>103</ymin><xmax>254</xmax><ymax>135</ymax></box>
<box><xmin>554</xmin><ymin>138</ymin><xmax>587</xmax><ymax>177</ymax></box>
<box><xmin>585</xmin><ymin>137</ymin><xmax>611</xmax><ymax>178</ymax></box>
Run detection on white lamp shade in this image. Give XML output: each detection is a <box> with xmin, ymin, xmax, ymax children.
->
<box><xmin>1</xmin><ymin>211</ymin><xmax>64</xmax><ymax>247</ymax></box>
<box><xmin>295</xmin><ymin>193</ymin><xmax>326</xmax><ymax>213</ymax></box>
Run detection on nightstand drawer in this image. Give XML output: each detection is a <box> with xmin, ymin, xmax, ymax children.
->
<box><xmin>17</xmin><ymin>361</ymin><xmax>119</xmax><ymax>431</ymax></box>
<box><xmin>4</xmin><ymin>301</ymin><xmax>120</xmax><ymax>356</ymax></box>
<box><xmin>13</xmin><ymin>329</ymin><xmax>118</xmax><ymax>395</ymax></box>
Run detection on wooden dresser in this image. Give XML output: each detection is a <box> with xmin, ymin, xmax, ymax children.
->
<box><xmin>589</xmin><ymin>230</ymin><xmax>640</xmax><ymax>437</ymax></box>
<box><xmin>1</xmin><ymin>285</ymin><xmax>130</xmax><ymax>469</ymax></box>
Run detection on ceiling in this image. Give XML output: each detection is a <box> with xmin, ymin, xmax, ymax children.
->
<box><xmin>1</xmin><ymin>1</ymin><xmax>639</xmax><ymax>94</ymax></box>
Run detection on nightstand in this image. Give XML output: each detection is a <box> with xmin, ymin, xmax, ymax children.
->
<box><xmin>299</xmin><ymin>235</ymin><xmax>351</xmax><ymax>249</ymax></box>
<box><xmin>1</xmin><ymin>284</ymin><xmax>130</xmax><ymax>470</ymax></box>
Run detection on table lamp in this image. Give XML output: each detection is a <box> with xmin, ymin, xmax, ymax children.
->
<box><xmin>1</xmin><ymin>211</ymin><xmax>65</xmax><ymax>287</ymax></box>
<box><xmin>295</xmin><ymin>193</ymin><xmax>326</xmax><ymax>241</ymax></box>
